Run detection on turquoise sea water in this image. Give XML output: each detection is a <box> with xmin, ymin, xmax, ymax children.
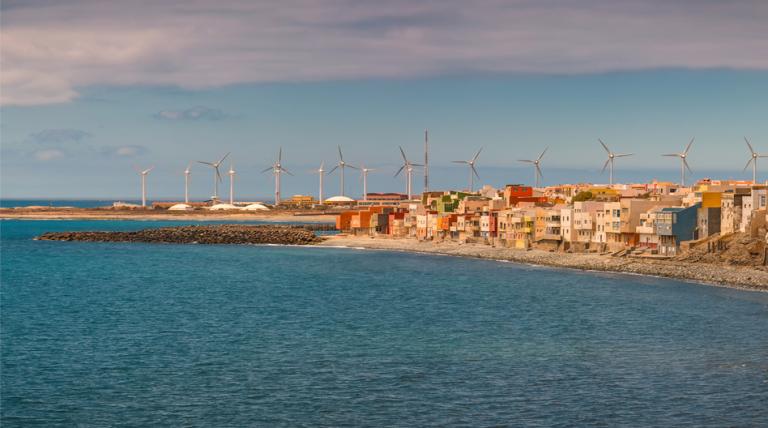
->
<box><xmin>2</xmin><ymin>219</ymin><xmax>768</xmax><ymax>426</ymax></box>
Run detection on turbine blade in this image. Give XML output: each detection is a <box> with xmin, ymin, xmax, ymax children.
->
<box><xmin>320</xmin><ymin>161</ymin><xmax>325</xmax><ymax>170</ymax></box>
<box><xmin>278</xmin><ymin>147</ymin><xmax>282</xmax><ymax>163</ymax></box>
<box><xmin>598</xmin><ymin>139</ymin><xmax>610</xmax><ymax>154</ymax></box>
<box><xmin>471</xmin><ymin>165</ymin><xmax>480</xmax><ymax>179</ymax></box>
<box><xmin>410</xmin><ymin>163</ymin><xmax>423</xmax><ymax>167</ymax></box>
<box><xmin>472</xmin><ymin>147</ymin><xmax>483</xmax><ymax>162</ymax></box>
<box><xmin>394</xmin><ymin>165</ymin><xmax>405</xmax><ymax>177</ymax></box>
<box><xmin>346</xmin><ymin>164</ymin><xmax>359</xmax><ymax>170</ymax></box>
<box><xmin>683</xmin><ymin>158</ymin><xmax>693</xmax><ymax>174</ymax></box>
<box><xmin>601</xmin><ymin>158</ymin><xmax>610</xmax><ymax>173</ymax></box>
<box><xmin>536</xmin><ymin>164</ymin><xmax>543</xmax><ymax>179</ymax></box>
<box><xmin>218</xmin><ymin>152</ymin><xmax>230</xmax><ymax>164</ymax></box>
<box><xmin>452</xmin><ymin>160</ymin><xmax>468</xmax><ymax>164</ymax></box>
<box><xmin>399</xmin><ymin>146</ymin><xmax>408</xmax><ymax>162</ymax></box>
<box><xmin>743</xmin><ymin>158</ymin><xmax>754</xmax><ymax>172</ymax></box>
<box><xmin>281</xmin><ymin>167</ymin><xmax>294</xmax><ymax>176</ymax></box>
<box><xmin>661</xmin><ymin>154</ymin><xmax>680</xmax><ymax>157</ymax></box>
<box><xmin>684</xmin><ymin>138</ymin><xmax>694</xmax><ymax>155</ymax></box>
<box><xmin>338</xmin><ymin>145</ymin><xmax>343</xmax><ymax>161</ymax></box>
<box><xmin>197</xmin><ymin>161</ymin><xmax>214</xmax><ymax>166</ymax></box>
<box><xmin>745</xmin><ymin>137</ymin><xmax>755</xmax><ymax>155</ymax></box>
<box><xmin>261</xmin><ymin>166</ymin><xmax>273</xmax><ymax>173</ymax></box>
<box><xmin>615</xmin><ymin>153</ymin><xmax>634</xmax><ymax>158</ymax></box>
<box><xmin>215</xmin><ymin>167</ymin><xmax>222</xmax><ymax>182</ymax></box>
<box><xmin>327</xmin><ymin>165</ymin><xmax>339</xmax><ymax>174</ymax></box>
<box><xmin>538</xmin><ymin>147</ymin><xmax>548</xmax><ymax>161</ymax></box>
<box><xmin>518</xmin><ymin>159</ymin><xmax>534</xmax><ymax>163</ymax></box>
<box><xmin>142</xmin><ymin>166</ymin><xmax>154</xmax><ymax>174</ymax></box>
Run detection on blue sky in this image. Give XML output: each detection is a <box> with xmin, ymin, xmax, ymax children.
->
<box><xmin>2</xmin><ymin>1</ymin><xmax>767</xmax><ymax>200</ymax></box>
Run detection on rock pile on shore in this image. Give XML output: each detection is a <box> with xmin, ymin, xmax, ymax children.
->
<box><xmin>36</xmin><ymin>224</ymin><xmax>324</xmax><ymax>245</ymax></box>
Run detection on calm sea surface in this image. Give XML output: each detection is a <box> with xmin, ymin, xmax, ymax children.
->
<box><xmin>2</xmin><ymin>219</ymin><xmax>767</xmax><ymax>426</ymax></box>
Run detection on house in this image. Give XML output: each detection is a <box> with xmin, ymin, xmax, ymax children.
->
<box><xmin>721</xmin><ymin>188</ymin><xmax>751</xmax><ymax>234</ymax></box>
<box><xmin>740</xmin><ymin>188</ymin><xmax>767</xmax><ymax>233</ymax></box>
<box><xmin>697</xmin><ymin>192</ymin><xmax>722</xmax><ymax>238</ymax></box>
<box><xmin>656</xmin><ymin>203</ymin><xmax>701</xmax><ymax>256</ymax></box>
<box><xmin>618</xmin><ymin>199</ymin><xmax>677</xmax><ymax>247</ymax></box>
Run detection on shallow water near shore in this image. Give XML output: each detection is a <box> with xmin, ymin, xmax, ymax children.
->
<box><xmin>2</xmin><ymin>220</ymin><xmax>768</xmax><ymax>426</ymax></box>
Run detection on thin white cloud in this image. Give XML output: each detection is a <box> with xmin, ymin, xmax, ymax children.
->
<box><xmin>28</xmin><ymin>128</ymin><xmax>91</xmax><ymax>144</ymax></box>
<box><xmin>154</xmin><ymin>106</ymin><xmax>226</xmax><ymax>121</ymax></box>
<box><xmin>2</xmin><ymin>0</ymin><xmax>767</xmax><ymax>106</ymax></box>
<box><xmin>33</xmin><ymin>149</ymin><xmax>65</xmax><ymax>161</ymax></box>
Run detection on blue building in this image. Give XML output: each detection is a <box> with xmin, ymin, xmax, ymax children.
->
<box><xmin>656</xmin><ymin>203</ymin><xmax>700</xmax><ymax>256</ymax></box>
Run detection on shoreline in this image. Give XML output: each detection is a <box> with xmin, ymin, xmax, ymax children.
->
<box><xmin>319</xmin><ymin>235</ymin><xmax>768</xmax><ymax>292</ymax></box>
<box><xmin>0</xmin><ymin>209</ymin><xmax>335</xmax><ymax>223</ymax></box>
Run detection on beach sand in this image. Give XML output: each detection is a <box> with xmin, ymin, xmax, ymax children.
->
<box><xmin>320</xmin><ymin>235</ymin><xmax>768</xmax><ymax>291</ymax></box>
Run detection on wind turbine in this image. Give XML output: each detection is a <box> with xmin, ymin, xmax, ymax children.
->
<box><xmin>743</xmin><ymin>137</ymin><xmax>766</xmax><ymax>184</ymax></box>
<box><xmin>452</xmin><ymin>148</ymin><xmax>482</xmax><ymax>192</ymax></box>
<box><xmin>134</xmin><ymin>165</ymin><xmax>154</xmax><ymax>207</ymax></box>
<box><xmin>424</xmin><ymin>129</ymin><xmax>429</xmax><ymax>193</ymax></box>
<box><xmin>315</xmin><ymin>162</ymin><xmax>325</xmax><ymax>204</ymax></box>
<box><xmin>360</xmin><ymin>164</ymin><xmax>376</xmax><ymax>201</ymax></box>
<box><xmin>395</xmin><ymin>146</ymin><xmax>423</xmax><ymax>200</ymax></box>
<box><xmin>262</xmin><ymin>147</ymin><xmax>292</xmax><ymax>205</ymax></box>
<box><xmin>518</xmin><ymin>147</ymin><xmax>548</xmax><ymax>188</ymax></box>
<box><xmin>327</xmin><ymin>146</ymin><xmax>358</xmax><ymax>197</ymax></box>
<box><xmin>183</xmin><ymin>163</ymin><xmax>192</xmax><ymax>204</ymax></box>
<box><xmin>197</xmin><ymin>152</ymin><xmax>230</xmax><ymax>201</ymax></box>
<box><xmin>228</xmin><ymin>163</ymin><xmax>236</xmax><ymax>205</ymax></box>
<box><xmin>662</xmin><ymin>138</ymin><xmax>694</xmax><ymax>187</ymax></box>
<box><xmin>598</xmin><ymin>139</ymin><xmax>633</xmax><ymax>186</ymax></box>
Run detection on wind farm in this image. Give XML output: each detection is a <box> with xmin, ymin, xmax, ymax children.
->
<box><xmin>94</xmin><ymin>134</ymin><xmax>768</xmax><ymax>210</ymax></box>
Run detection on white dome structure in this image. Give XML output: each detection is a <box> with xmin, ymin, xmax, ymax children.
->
<box><xmin>324</xmin><ymin>196</ymin><xmax>355</xmax><ymax>203</ymax></box>
<box><xmin>209</xmin><ymin>203</ymin><xmax>239</xmax><ymax>211</ymax></box>
<box><xmin>168</xmin><ymin>203</ymin><xmax>193</xmax><ymax>211</ymax></box>
<box><xmin>243</xmin><ymin>203</ymin><xmax>270</xmax><ymax>211</ymax></box>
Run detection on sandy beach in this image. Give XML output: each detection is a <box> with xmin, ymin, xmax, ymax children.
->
<box><xmin>0</xmin><ymin>208</ymin><xmax>336</xmax><ymax>223</ymax></box>
<box><xmin>320</xmin><ymin>235</ymin><xmax>768</xmax><ymax>291</ymax></box>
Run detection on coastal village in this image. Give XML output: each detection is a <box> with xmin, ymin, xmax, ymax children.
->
<box><xmin>330</xmin><ymin>180</ymin><xmax>768</xmax><ymax>264</ymax></box>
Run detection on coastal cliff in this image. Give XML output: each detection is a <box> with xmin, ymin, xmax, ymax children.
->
<box><xmin>36</xmin><ymin>224</ymin><xmax>324</xmax><ymax>245</ymax></box>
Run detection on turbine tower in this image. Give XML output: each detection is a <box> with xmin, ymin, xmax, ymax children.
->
<box><xmin>183</xmin><ymin>163</ymin><xmax>192</xmax><ymax>204</ymax></box>
<box><xmin>135</xmin><ymin>166</ymin><xmax>154</xmax><ymax>208</ymax></box>
<box><xmin>315</xmin><ymin>162</ymin><xmax>325</xmax><ymax>204</ymax></box>
<box><xmin>662</xmin><ymin>138</ymin><xmax>694</xmax><ymax>187</ymax></box>
<box><xmin>452</xmin><ymin>148</ymin><xmax>482</xmax><ymax>192</ymax></box>
<box><xmin>518</xmin><ymin>147</ymin><xmax>548</xmax><ymax>188</ymax></box>
<box><xmin>360</xmin><ymin>164</ymin><xmax>376</xmax><ymax>201</ymax></box>
<box><xmin>228</xmin><ymin>163</ymin><xmax>236</xmax><ymax>205</ymax></box>
<box><xmin>327</xmin><ymin>146</ymin><xmax>358</xmax><ymax>197</ymax></box>
<box><xmin>197</xmin><ymin>152</ymin><xmax>230</xmax><ymax>201</ymax></box>
<box><xmin>424</xmin><ymin>129</ymin><xmax>429</xmax><ymax>193</ymax></box>
<box><xmin>395</xmin><ymin>146</ymin><xmax>423</xmax><ymax>200</ymax></box>
<box><xmin>743</xmin><ymin>137</ymin><xmax>766</xmax><ymax>184</ymax></box>
<box><xmin>262</xmin><ymin>147</ymin><xmax>292</xmax><ymax>205</ymax></box>
<box><xmin>599</xmin><ymin>139</ymin><xmax>633</xmax><ymax>186</ymax></box>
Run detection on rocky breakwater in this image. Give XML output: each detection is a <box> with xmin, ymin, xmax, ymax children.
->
<box><xmin>36</xmin><ymin>224</ymin><xmax>324</xmax><ymax>245</ymax></box>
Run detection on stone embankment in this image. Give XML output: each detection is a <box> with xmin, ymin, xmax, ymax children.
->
<box><xmin>36</xmin><ymin>224</ymin><xmax>324</xmax><ymax>245</ymax></box>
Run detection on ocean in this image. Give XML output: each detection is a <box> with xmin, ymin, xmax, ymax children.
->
<box><xmin>2</xmin><ymin>219</ymin><xmax>767</xmax><ymax>426</ymax></box>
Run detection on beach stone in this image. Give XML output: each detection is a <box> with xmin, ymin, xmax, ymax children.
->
<box><xmin>36</xmin><ymin>224</ymin><xmax>324</xmax><ymax>246</ymax></box>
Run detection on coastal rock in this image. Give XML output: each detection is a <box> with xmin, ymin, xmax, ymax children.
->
<box><xmin>36</xmin><ymin>224</ymin><xmax>325</xmax><ymax>245</ymax></box>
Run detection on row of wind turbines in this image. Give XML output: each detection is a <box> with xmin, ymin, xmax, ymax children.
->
<box><xmin>134</xmin><ymin>135</ymin><xmax>765</xmax><ymax>207</ymax></box>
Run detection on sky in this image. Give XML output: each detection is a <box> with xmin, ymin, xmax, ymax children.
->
<box><xmin>2</xmin><ymin>0</ymin><xmax>767</xmax><ymax>200</ymax></box>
